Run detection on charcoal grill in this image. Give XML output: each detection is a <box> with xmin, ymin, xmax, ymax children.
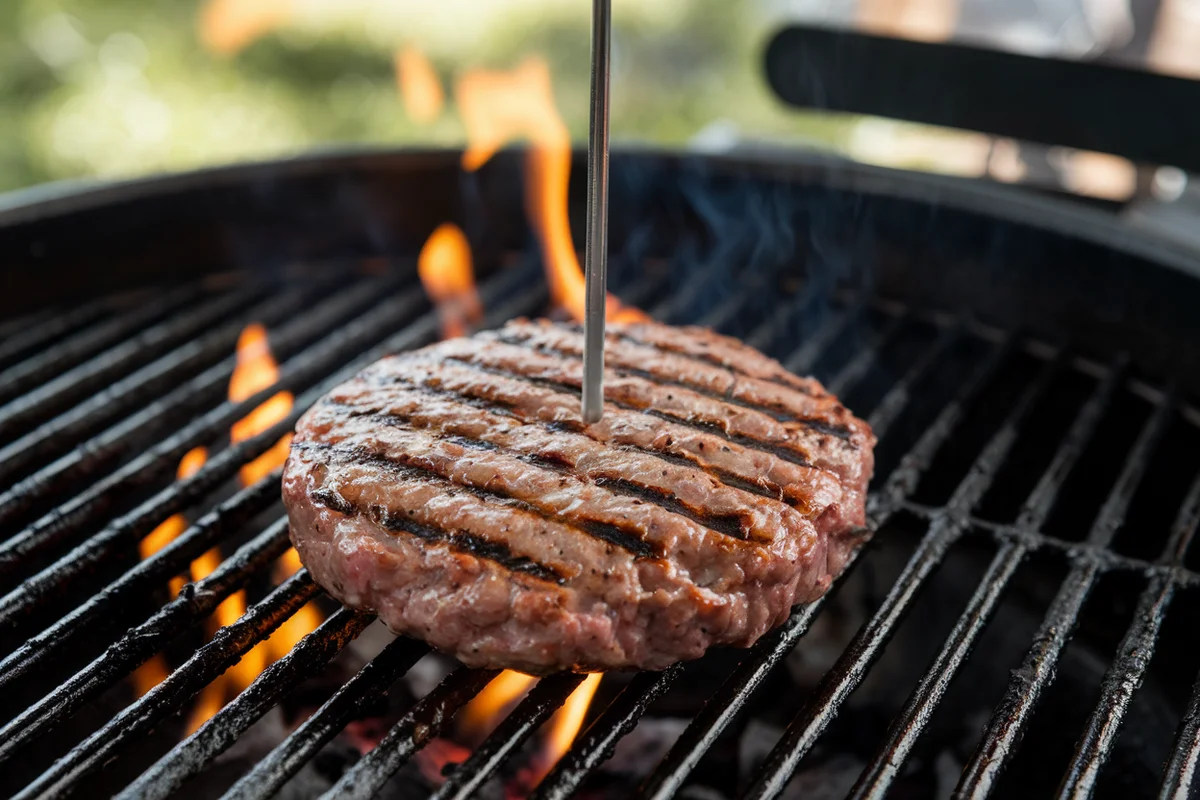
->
<box><xmin>4</xmin><ymin>28</ymin><xmax>1200</xmax><ymax>800</ymax></box>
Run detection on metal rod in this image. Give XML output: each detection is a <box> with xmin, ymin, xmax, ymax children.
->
<box><xmin>581</xmin><ymin>0</ymin><xmax>611</xmax><ymax>424</ymax></box>
<box><xmin>118</xmin><ymin>608</ymin><xmax>374</xmax><ymax>800</ymax></box>
<box><xmin>743</xmin><ymin>348</ymin><xmax>1072</xmax><ymax>800</ymax></box>
<box><xmin>0</xmin><ymin>277</ymin><xmax>401</xmax><ymax>532</ymax></box>
<box><xmin>432</xmin><ymin>673</ymin><xmax>585</xmax><ymax>800</ymax></box>
<box><xmin>13</xmin><ymin>571</ymin><xmax>320</xmax><ymax>800</ymax></box>
<box><xmin>321</xmin><ymin>667</ymin><xmax>500</xmax><ymax>800</ymax></box>
<box><xmin>223</xmin><ymin>636</ymin><xmax>429</xmax><ymax>800</ymax></box>
<box><xmin>532</xmin><ymin>666</ymin><xmax>680</xmax><ymax>800</ymax></box>
<box><xmin>0</xmin><ymin>517</ymin><xmax>291</xmax><ymax>761</ymax></box>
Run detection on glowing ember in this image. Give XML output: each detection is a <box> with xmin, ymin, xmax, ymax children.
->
<box><xmin>396</xmin><ymin>47</ymin><xmax>445</xmax><ymax>124</ymax></box>
<box><xmin>459</xmin><ymin>670</ymin><xmax>538</xmax><ymax>742</ymax></box>
<box><xmin>199</xmin><ymin>0</ymin><xmax>293</xmax><ymax>56</ymax></box>
<box><xmin>417</xmin><ymin>738</ymin><xmax>472</xmax><ymax>786</ymax></box>
<box><xmin>229</xmin><ymin>323</ymin><xmax>294</xmax><ymax>486</ymax></box>
<box><xmin>456</xmin><ymin>56</ymin><xmax>646</xmax><ymax>324</ymax></box>
<box><xmin>418</xmin><ymin>222</ymin><xmax>484</xmax><ymax>340</ymax></box>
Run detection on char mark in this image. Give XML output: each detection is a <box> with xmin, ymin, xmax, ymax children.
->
<box><xmin>297</xmin><ymin>441</ymin><xmax>660</xmax><ymax>561</ymax></box>
<box><xmin>310</xmin><ymin>487</ymin><xmax>565</xmax><ymax>583</ymax></box>
<box><xmin>329</xmin><ymin>387</ymin><xmax>782</xmax><ymax>503</ymax></box>
<box><xmin>408</xmin><ymin>358</ymin><xmax>824</xmax><ymax>470</ymax></box>
<box><xmin>403</xmin><ymin>429</ymin><xmax>756</xmax><ymax>543</ymax></box>
<box><xmin>534</xmin><ymin>321</ymin><xmax>819</xmax><ymax>398</ymax></box>
<box><xmin>494</xmin><ymin>332</ymin><xmax>852</xmax><ymax>440</ymax></box>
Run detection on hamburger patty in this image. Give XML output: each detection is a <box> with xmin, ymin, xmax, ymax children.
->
<box><xmin>282</xmin><ymin>318</ymin><xmax>875</xmax><ymax>673</ymax></box>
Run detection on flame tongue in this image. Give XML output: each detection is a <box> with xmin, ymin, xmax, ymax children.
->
<box><xmin>134</xmin><ymin>323</ymin><xmax>320</xmax><ymax>733</ymax></box>
<box><xmin>396</xmin><ymin>47</ymin><xmax>446</xmax><ymax>124</ymax></box>
<box><xmin>229</xmin><ymin>323</ymin><xmax>294</xmax><ymax>485</ymax></box>
<box><xmin>455</xmin><ymin>57</ymin><xmax>646</xmax><ymax>325</ymax></box>
<box><xmin>418</xmin><ymin>223</ymin><xmax>484</xmax><ymax>339</ymax></box>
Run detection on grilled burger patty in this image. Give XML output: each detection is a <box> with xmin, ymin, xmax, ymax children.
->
<box><xmin>282</xmin><ymin>318</ymin><xmax>875</xmax><ymax>673</ymax></box>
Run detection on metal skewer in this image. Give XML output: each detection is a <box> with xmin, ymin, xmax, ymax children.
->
<box><xmin>581</xmin><ymin>0</ymin><xmax>611</xmax><ymax>424</ymax></box>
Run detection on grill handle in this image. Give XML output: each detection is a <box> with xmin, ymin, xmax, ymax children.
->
<box><xmin>764</xmin><ymin>25</ymin><xmax>1200</xmax><ymax>174</ymax></box>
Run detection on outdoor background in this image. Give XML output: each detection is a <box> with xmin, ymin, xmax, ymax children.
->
<box><xmin>0</xmin><ymin>0</ymin><xmax>1195</xmax><ymax>197</ymax></box>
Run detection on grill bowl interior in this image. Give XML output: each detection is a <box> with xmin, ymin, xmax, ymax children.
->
<box><xmin>0</xmin><ymin>147</ymin><xmax>1199</xmax><ymax>799</ymax></box>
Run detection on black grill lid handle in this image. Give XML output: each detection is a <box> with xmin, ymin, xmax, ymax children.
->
<box><xmin>764</xmin><ymin>25</ymin><xmax>1200</xmax><ymax>174</ymax></box>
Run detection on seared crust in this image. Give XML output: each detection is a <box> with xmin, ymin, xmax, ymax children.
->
<box><xmin>282</xmin><ymin>318</ymin><xmax>875</xmax><ymax>673</ymax></box>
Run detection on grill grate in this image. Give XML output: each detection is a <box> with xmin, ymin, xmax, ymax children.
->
<box><xmin>0</xmin><ymin>254</ymin><xmax>1198</xmax><ymax>800</ymax></box>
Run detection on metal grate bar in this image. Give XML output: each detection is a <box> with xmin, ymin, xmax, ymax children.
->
<box><xmin>432</xmin><ymin>672</ymin><xmax>586</xmax><ymax>800</ymax></box>
<box><xmin>868</xmin><ymin>333</ymin><xmax>1018</xmax><ymax>519</ymax></box>
<box><xmin>0</xmin><ymin>286</ymin><xmax>200</xmax><ymax>409</ymax></box>
<box><xmin>743</xmin><ymin>348</ymin><xmax>1072</xmax><ymax>800</ymax></box>
<box><xmin>954</xmin><ymin>377</ymin><xmax>1172</xmax><ymax>798</ymax></box>
<box><xmin>0</xmin><ymin>484</ymin><xmax>278</xmax><ymax>682</ymax></box>
<box><xmin>0</xmin><ymin>516</ymin><xmax>291</xmax><ymax>762</ymax></box>
<box><xmin>848</xmin><ymin>538</ymin><xmax>1024</xmax><ymax>800</ymax></box>
<box><xmin>0</xmin><ymin>278</ymin><xmax>420</xmax><ymax>536</ymax></box>
<box><xmin>1157</xmin><ymin>476</ymin><xmax>1200</xmax><ymax>799</ymax></box>
<box><xmin>321</xmin><ymin>667</ymin><xmax>500</xmax><ymax>800</ymax></box>
<box><xmin>0</xmin><ymin>287</ymin><xmax>255</xmax><ymax>442</ymax></box>
<box><xmin>866</xmin><ymin>323</ymin><xmax>961</xmax><ymax>437</ymax></box>
<box><xmin>0</xmin><ymin>285</ymin><xmax>313</xmax><ymax>489</ymax></box>
<box><xmin>848</xmin><ymin>360</ymin><xmax>1146</xmax><ymax>797</ymax></box>
<box><xmin>223</xmin><ymin>636</ymin><xmax>430</xmax><ymax>800</ymax></box>
<box><xmin>1058</xmin><ymin>575</ymin><xmax>1174</xmax><ymax>799</ymax></box>
<box><xmin>0</xmin><ymin>412</ymin><xmax>293</xmax><ymax>603</ymax></box>
<box><xmin>825</xmin><ymin>312</ymin><xmax>908</xmax><ymax>397</ymax></box>
<box><xmin>784</xmin><ymin>299</ymin><xmax>869</xmax><ymax>376</ymax></box>
<box><xmin>640</xmin><ymin>326</ymin><xmax>1009</xmax><ymax>800</ymax></box>
<box><xmin>1054</xmin><ymin>400</ymin><xmax>1186</xmax><ymax>798</ymax></box>
<box><xmin>0</xmin><ymin>477</ymin><xmax>280</xmax><ymax>674</ymax></box>
<box><xmin>532</xmin><ymin>666</ymin><xmax>682</xmax><ymax>800</ymax></box>
<box><xmin>119</xmin><ymin>608</ymin><xmax>374</xmax><ymax>800</ymax></box>
<box><xmin>14</xmin><ymin>571</ymin><xmax>321</xmax><ymax>800</ymax></box>
<box><xmin>0</xmin><ymin>298</ymin><xmax>113</xmax><ymax>371</ymax></box>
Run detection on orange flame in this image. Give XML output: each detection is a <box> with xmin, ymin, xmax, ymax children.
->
<box><xmin>455</xmin><ymin>57</ymin><xmax>646</xmax><ymax>324</ymax></box>
<box><xmin>199</xmin><ymin>0</ymin><xmax>293</xmax><ymax>56</ymax></box>
<box><xmin>418</xmin><ymin>223</ymin><xmax>483</xmax><ymax>340</ymax></box>
<box><xmin>132</xmin><ymin>446</ymin><xmax>209</xmax><ymax>698</ymax></box>
<box><xmin>531</xmin><ymin>673</ymin><xmax>603</xmax><ymax>785</ymax></box>
<box><xmin>396</xmin><ymin>47</ymin><xmax>445</xmax><ymax>124</ymax></box>
<box><xmin>229</xmin><ymin>324</ymin><xmax>294</xmax><ymax>486</ymax></box>
<box><xmin>136</xmin><ymin>323</ymin><xmax>321</xmax><ymax>731</ymax></box>
<box><xmin>459</xmin><ymin>670</ymin><xmax>538</xmax><ymax>741</ymax></box>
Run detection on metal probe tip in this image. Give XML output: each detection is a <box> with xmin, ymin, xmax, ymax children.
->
<box><xmin>581</xmin><ymin>0</ymin><xmax>611</xmax><ymax>424</ymax></box>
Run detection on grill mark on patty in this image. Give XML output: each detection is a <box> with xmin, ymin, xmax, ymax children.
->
<box><xmin>493</xmin><ymin>330</ymin><xmax>852</xmax><ymax>440</ymax></box>
<box><xmin>388</xmin><ymin>357</ymin><xmax>828</xmax><ymax>471</ymax></box>
<box><xmin>365</xmin><ymin>410</ymin><xmax>758</xmax><ymax>542</ymax></box>
<box><xmin>309</xmin><ymin>485</ymin><xmax>566</xmax><ymax>584</ymax></box>
<box><xmin>547</xmin><ymin>321</ymin><xmax>820</xmax><ymax>397</ymax></box>
<box><xmin>297</xmin><ymin>441</ymin><xmax>661</xmax><ymax>561</ymax></box>
<box><xmin>336</xmin><ymin>379</ymin><xmax>784</xmax><ymax>502</ymax></box>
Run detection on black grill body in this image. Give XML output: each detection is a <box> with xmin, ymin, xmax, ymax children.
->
<box><xmin>0</xmin><ymin>147</ymin><xmax>1198</xmax><ymax>799</ymax></box>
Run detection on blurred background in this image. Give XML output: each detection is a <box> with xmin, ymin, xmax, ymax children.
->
<box><xmin>1</xmin><ymin>0</ymin><xmax>1198</xmax><ymax>200</ymax></box>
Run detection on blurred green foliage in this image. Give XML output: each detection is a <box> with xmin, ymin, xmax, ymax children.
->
<box><xmin>0</xmin><ymin>0</ymin><xmax>853</xmax><ymax>194</ymax></box>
